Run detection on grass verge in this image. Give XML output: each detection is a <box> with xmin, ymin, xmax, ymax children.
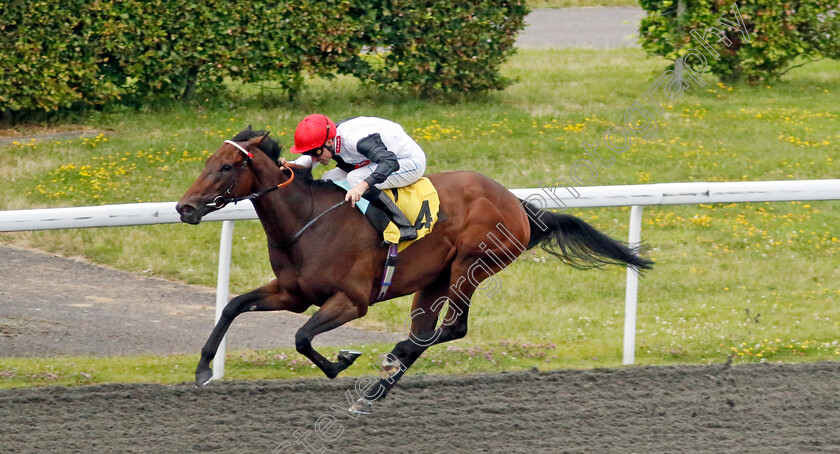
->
<box><xmin>1</xmin><ymin>47</ymin><xmax>839</xmax><ymax>387</ymax></box>
<box><xmin>3</xmin><ymin>336</ymin><xmax>838</xmax><ymax>389</ymax></box>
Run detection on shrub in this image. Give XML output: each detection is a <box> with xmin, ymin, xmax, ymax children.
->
<box><xmin>638</xmin><ymin>0</ymin><xmax>840</xmax><ymax>84</ymax></box>
<box><xmin>0</xmin><ymin>0</ymin><xmax>123</xmax><ymax>112</ymax></box>
<box><xmin>0</xmin><ymin>0</ymin><xmax>526</xmax><ymax>115</ymax></box>
<box><xmin>347</xmin><ymin>0</ymin><xmax>529</xmax><ymax>97</ymax></box>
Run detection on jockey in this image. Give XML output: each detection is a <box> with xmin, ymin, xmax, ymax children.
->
<box><xmin>284</xmin><ymin>114</ymin><xmax>427</xmax><ymax>242</ymax></box>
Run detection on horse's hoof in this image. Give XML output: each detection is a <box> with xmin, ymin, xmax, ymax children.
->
<box><xmin>380</xmin><ymin>356</ymin><xmax>403</xmax><ymax>377</ymax></box>
<box><xmin>338</xmin><ymin>349</ymin><xmax>363</xmax><ymax>364</ymax></box>
<box><xmin>349</xmin><ymin>398</ymin><xmax>372</xmax><ymax>415</ymax></box>
<box><xmin>195</xmin><ymin>368</ymin><xmax>213</xmax><ymax>388</ymax></box>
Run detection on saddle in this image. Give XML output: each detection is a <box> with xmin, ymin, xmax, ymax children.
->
<box><xmin>332</xmin><ymin>178</ymin><xmax>443</xmax><ymax>252</ymax></box>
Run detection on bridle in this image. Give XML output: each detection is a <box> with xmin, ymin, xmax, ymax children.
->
<box><xmin>207</xmin><ymin>140</ymin><xmax>295</xmax><ymax>209</ymax></box>
<box><xmin>207</xmin><ymin>139</ymin><xmax>344</xmax><ymax>249</ymax></box>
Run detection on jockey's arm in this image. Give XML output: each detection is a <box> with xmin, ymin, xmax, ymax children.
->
<box><xmin>345</xmin><ymin>133</ymin><xmax>399</xmax><ymax>206</ymax></box>
<box><xmin>280</xmin><ymin>154</ymin><xmax>319</xmax><ymax>170</ymax></box>
<box><xmin>356</xmin><ymin>133</ymin><xmax>399</xmax><ymax>187</ymax></box>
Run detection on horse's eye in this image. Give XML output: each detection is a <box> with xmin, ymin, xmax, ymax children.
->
<box><xmin>221</xmin><ymin>164</ymin><xmax>233</xmax><ymax>172</ymax></box>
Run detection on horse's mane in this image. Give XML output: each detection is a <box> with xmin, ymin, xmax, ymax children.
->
<box><xmin>231</xmin><ymin>126</ymin><xmax>340</xmax><ymax>192</ymax></box>
<box><xmin>231</xmin><ymin>126</ymin><xmax>283</xmax><ymax>161</ymax></box>
<box><xmin>287</xmin><ymin>165</ymin><xmax>341</xmax><ymax>192</ymax></box>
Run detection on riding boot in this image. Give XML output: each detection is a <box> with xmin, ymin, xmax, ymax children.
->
<box><xmin>363</xmin><ymin>187</ymin><xmax>418</xmax><ymax>242</ymax></box>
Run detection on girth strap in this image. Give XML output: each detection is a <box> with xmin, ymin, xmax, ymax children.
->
<box><xmin>376</xmin><ymin>244</ymin><xmax>399</xmax><ymax>302</ymax></box>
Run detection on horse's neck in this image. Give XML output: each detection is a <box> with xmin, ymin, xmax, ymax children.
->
<box><xmin>248</xmin><ymin>159</ymin><xmax>310</xmax><ymax>246</ymax></box>
<box><xmin>248</xmin><ymin>158</ymin><xmax>364</xmax><ymax>253</ymax></box>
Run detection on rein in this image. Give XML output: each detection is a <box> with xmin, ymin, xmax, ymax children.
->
<box><xmin>271</xmin><ymin>200</ymin><xmax>345</xmax><ymax>249</ymax></box>
<box><xmin>210</xmin><ymin>139</ymin><xmax>343</xmax><ymax>249</ymax></box>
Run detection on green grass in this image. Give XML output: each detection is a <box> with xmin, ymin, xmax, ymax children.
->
<box><xmin>3</xmin><ymin>334</ymin><xmax>837</xmax><ymax>389</ymax></box>
<box><xmin>1</xmin><ymin>47</ymin><xmax>839</xmax><ymax>388</ymax></box>
<box><xmin>0</xmin><ymin>344</ymin><xmax>605</xmax><ymax>389</ymax></box>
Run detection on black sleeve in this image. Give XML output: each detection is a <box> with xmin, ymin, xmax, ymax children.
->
<box><xmin>332</xmin><ymin>155</ymin><xmax>357</xmax><ymax>173</ymax></box>
<box><xmin>356</xmin><ymin>133</ymin><xmax>399</xmax><ymax>187</ymax></box>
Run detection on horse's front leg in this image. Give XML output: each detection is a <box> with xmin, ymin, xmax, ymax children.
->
<box><xmin>196</xmin><ymin>280</ymin><xmax>305</xmax><ymax>387</ymax></box>
<box><xmin>294</xmin><ymin>291</ymin><xmax>367</xmax><ymax>379</ymax></box>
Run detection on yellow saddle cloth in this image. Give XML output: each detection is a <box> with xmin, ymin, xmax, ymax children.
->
<box><xmin>382</xmin><ymin>177</ymin><xmax>441</xmax><ymax>251</ymax></box>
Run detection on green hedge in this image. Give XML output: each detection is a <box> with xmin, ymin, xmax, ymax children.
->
<box><xmin>351</xmin><ymin>0</ymin><xmax>529</xmax><ymax>97</ymax></box>
<box><xmin>0</xmin><ymin>0</ymin><xmax>121</xmax><ymax>112</ymax></box>
<box><xmin>0</xmin><ymin>0</ymin><xmax>527</xmax><ymax>114</ymax></box>
<box><xmin>638</xmin><ymin>0</ymin><xmax>840</xmax><ymax>83</ymax></box>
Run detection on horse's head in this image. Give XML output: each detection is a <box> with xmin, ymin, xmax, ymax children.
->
<box><xmin>176</xmin><ymin>130</ymin><xmax>269</xmax><ymax>224</ymax></box>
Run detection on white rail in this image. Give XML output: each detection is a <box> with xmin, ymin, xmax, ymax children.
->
<box><xmin>3</xmin><ymin>179</ymin><xmax>840</xmax><ymax>374</ymax></box>
<box><xmin>0</xmin><ymin>201</ymin><xmax>254</xmax><ymax>231</ymax></box>
<box><xmin>511</xmin><ymin>179</ymin><xmax>840</xmax><ymax>365</ymax></box>
<box><xmin>508</xmin><ymin>179</ymin><xmax>840</xmax><ymax>208</ymax></box>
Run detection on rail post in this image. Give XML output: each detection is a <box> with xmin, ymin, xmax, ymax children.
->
<box><xmin>623</xmin><ymin>205</ymin><xmax>643</xmax><ymax>365</ymax></box>
<box><xmin>213</xmin><ymin>220</ymin><xmax>235</xmax><ymax>380</ymax></box>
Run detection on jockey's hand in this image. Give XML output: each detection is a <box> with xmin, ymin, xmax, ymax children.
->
<box><xmin>345</xmin><ymin>181</ymin><xmax>370</xmax><ymax>207</ymax></box>
<box><xmin>279</xmin><ymin>158</ymin><xmax>306</xmax><ymax>171</ymax></box>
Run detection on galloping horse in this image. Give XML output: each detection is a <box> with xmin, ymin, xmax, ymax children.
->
<box><xmin>176</xmin><ymin>127</ymin><xmax>652</xmax><ymax>411</ymax></box>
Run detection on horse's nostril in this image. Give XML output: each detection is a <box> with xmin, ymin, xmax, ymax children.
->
<box><xmin>178</xmin><ymin>204</ymin><xmax>196</xmax><ymax>216</ymax></box>
<box><xmin>176</xmin><ymin>203</ymin><xmax>202</xmax><ymax>224</ymax></box>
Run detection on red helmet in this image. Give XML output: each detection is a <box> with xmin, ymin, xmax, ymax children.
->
<box><xmin>290</xmin><ymin>114</ymin><xmax>336</xmax><ymax>154</ymax></box>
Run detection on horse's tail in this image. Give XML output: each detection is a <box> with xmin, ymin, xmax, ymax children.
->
<box><xmin>521</xmin><ymin>200</ymin><xmax>653</xmax><ymax>272</ymax></box>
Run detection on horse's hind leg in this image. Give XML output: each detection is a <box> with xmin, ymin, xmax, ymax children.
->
<box><xmin>195</xmin><ymin>281</ymin><xmax>304</xmax><ymax>387</ymax></box>
<box><xmin>357</xmin><ymin>271</ymin><xmax>477</xmax><ymax>410</ymax></box>
<box><xmin>294</xmin><ymin>291</ymin><xmax>367</xmax><ymax>379</ymax></box>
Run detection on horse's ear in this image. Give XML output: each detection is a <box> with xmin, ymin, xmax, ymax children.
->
<box><xmin>246</xmin><ymin>124</ymin><xmax>253</xmax><ymax>131</ymax></box>
<box><xmin>243</xmin><ymin>134</ymin><xmax>264</xmax><ymax>149</ymax></box>
<box><xmin>262</xmin><ymin>131</ymin><xmax>270</xmax><ymax>139</ymax></box>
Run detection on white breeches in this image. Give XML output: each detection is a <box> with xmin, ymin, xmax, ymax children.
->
<box><xmin>322</xmin><ymin>154</ymin><xmax>426</xmax><ymax>189</ymax></box>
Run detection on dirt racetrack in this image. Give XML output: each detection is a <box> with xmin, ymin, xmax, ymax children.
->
<box><xmin>2</xmin><ymin>361</ymin><xmax>839</xmax><ymax>453</ymax></box>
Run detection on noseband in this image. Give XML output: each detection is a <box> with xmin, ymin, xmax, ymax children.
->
<box><xmin>208</xmin><ymin>140</ymin><xmax>295</xmax><ymax>209</ymax></box>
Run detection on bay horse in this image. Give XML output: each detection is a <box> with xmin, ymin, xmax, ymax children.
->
<box><xmin>176</xmin><ymin>127</ymin><xmax>652</xmax><ymax>412</ymax></box>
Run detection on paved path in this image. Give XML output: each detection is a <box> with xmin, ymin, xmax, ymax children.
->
<box><xmin>517</xmin><ymin>7</ymin><xmax>645</xmax><ymax>48</ymax></box>
<box><xmin>0</xmin><ymin>244</ymin><xmax>400</xmax><ymax>357</ymax></box>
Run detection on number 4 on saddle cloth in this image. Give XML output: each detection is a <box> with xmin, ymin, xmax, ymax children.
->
<box><xmin>332</xmin><ymin>177</ymin><xmax>443</xmax><ymax>252</ymax></box>
<box><xmin>333</xmin><ymin>177</ymin><xmax>443</xmax><ymax>301</ymax></box>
